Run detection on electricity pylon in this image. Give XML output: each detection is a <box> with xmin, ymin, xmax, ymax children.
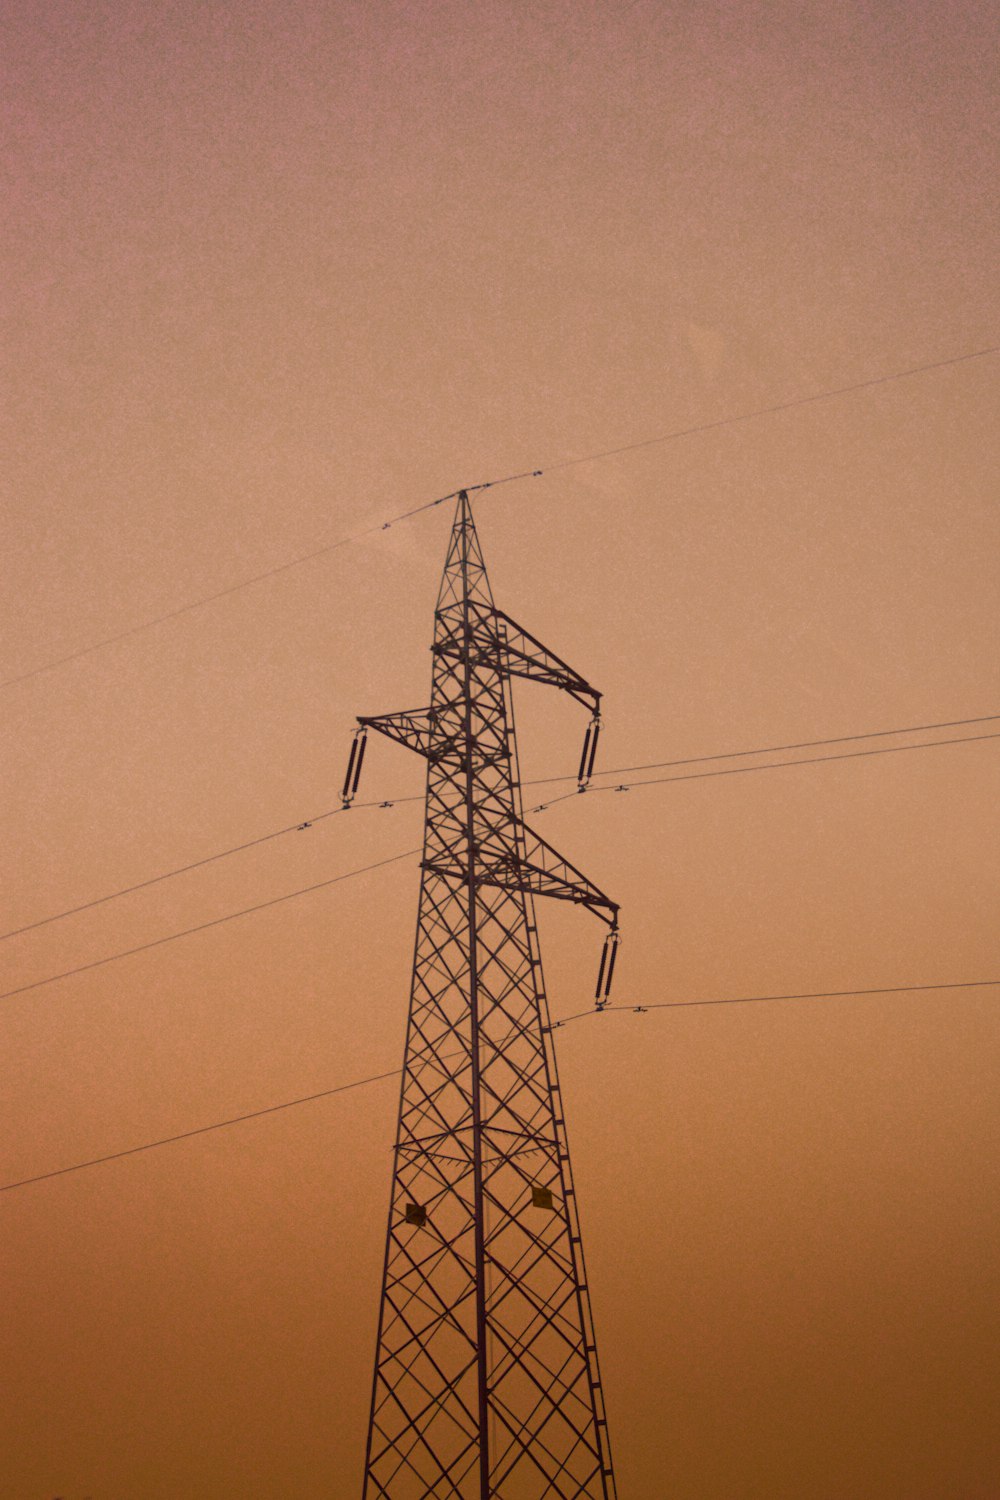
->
<box><xmin>350</xmin><ymin>490</ymin><xmax>620</xmax><ymax>1498</ymax></box>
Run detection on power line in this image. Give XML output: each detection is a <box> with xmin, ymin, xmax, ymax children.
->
<box><xmin>550</xmin><ymin>978</ymin><xmax>1000</xmax><ymax>1029</ymax></box>
<box><xmin>5</xmin><ymin>713</ymin><xmax>996</xmax><ymax>945</ymax></box>
<box><xmin>3</xmin><ymin>730</ymin><xmax>996</xmax><ymax>989</ymax></box>
<box><xmin>532</xmin><ymin>731</ymin><xmax>1000</xmax><ymax>811</ymax></box>
<box><xmin>0</xmin><ymin>796</ymin><xmax>394</xmax><ymax>944</ymax></box>
<box><xmin>536</xmin><ymin>344</ymin><xmax>999</xmax><ymax>477</ymax></box>
<box><xmin>0</xmin><ymin>1068</ymin><xmax>404</xmax><ymax>1194</ymax></box>
<box><xmin>0</xmin><ymin>848</ymin><xmax>420</xmax><ymax>1004</ymax></box>
<box><xmin>4</xmin><ymin>344</ymin><xmax>995</xmax><ymax>693</ymax></box>
<box><xmin>527</xmin><ymin>712</ymin><xmax>1000</xmax><ymax>788</ymax></box>
<box><xmin>4</xmin><ymin>728</ymin><xmax>995</xmax><ymax>1001</ymax></box>
<box><xmin>0</xmin><ymin>470</ymin><xmax>538</xmax><ymax>693</ymax></box>
<box><xmin>0</xmin><ymin>808</ymin><xmax>341</xmax><ymax>942</ymax></box>
<box><xmin>3</xmin><ymin>977</ymin><xmax>996</xmax><ymax>1195</ymax></box>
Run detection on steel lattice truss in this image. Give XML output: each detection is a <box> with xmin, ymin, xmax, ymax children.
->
<box><xmin>357</xmin><ymin>492</ymin><xmax>619</xmax><ymax>1499</ymax></box>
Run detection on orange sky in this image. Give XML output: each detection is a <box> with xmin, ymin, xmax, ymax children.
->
<box><xmin>2</xmin><ymin>2</ymin><xmax>998</xmax><ymax>1496</ymax></box>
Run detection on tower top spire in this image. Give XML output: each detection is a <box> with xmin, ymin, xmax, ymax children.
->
<box><xmin>436</xmin><ymin>489</ymin><xmax>495</xmax><ymax>612</ymax></box>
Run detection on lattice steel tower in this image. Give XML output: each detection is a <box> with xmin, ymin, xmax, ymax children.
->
<box><xmin>349</xmin><ymin>490</ymin><xmax>620</xmax><ymax>1498</ymax></box>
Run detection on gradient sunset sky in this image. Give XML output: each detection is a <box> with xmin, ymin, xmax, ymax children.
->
<box><xmin>2</xmin><ymin>2</ymin><xmax>998</xmax><ymax>1496</ymax></box>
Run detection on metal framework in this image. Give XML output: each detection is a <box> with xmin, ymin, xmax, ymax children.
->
<box><xmin>354</xmin><ymin>491</ymin><xmax>620</xmax><ymax>1498</ymax></box>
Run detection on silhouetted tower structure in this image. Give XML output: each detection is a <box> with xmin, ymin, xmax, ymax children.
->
<box><xmin>350</xmin><ymin>490</ymin><xmax>620</xmax><ymax>1498</ymax></box>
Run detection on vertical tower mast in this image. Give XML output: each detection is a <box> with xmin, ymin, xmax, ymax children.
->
<box><xmin>355</xmin><ymin>491</ymin><xmax>619</xmax><ymax>1498</ymax></box>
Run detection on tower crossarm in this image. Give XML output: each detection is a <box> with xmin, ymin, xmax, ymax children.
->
<box><xmin>359</xmin><ymin>707</ymin><xmax>511</xmax><ymax>770</ymax></box>
<box><xmin>482</xmin><ymin>821</ymin><xmax>618</xmax><ymax>924</ymax></box>
<box><xmin>358</xmin><ymin>707</ymin><xmax>437</xmax><ymax>759</ymax></box>
<box><xmin>423</xmin><ymin>821</ymin><xmax>618</xmax><ymax>925</ymax></box>
<box><xmin>434</xmin><ymin>600</ymin><xmax>601</xmax><ymax>714</ymax></box>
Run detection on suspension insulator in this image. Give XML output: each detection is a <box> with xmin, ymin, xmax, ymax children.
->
<box><xmin>595</xmin><ymin>926</ymin><xmax>620</xmax><ymax>1004</ymax></box>
<box><xmin>351</xmin><ymin>729</ymin><xmax>368</xmax><ymax>795</ymax></box>
<box><xmin>577</xmin><ymin>715</ymin><xmax>601</xmax><ymax>790</ymax></box>
<box><xmin>341</xmin><ymin>727</ymin><xmax>368</xmax><ymax>808</ymax></box>
<box><xmin>603</xmin><ymin>928</ymin><xmax>619</xmax><ymax>997</ymax></box>
<box><xmin>585</xmin><ymin>716</ymin><xmax>601</xmax><ymax>780</ymax></box>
